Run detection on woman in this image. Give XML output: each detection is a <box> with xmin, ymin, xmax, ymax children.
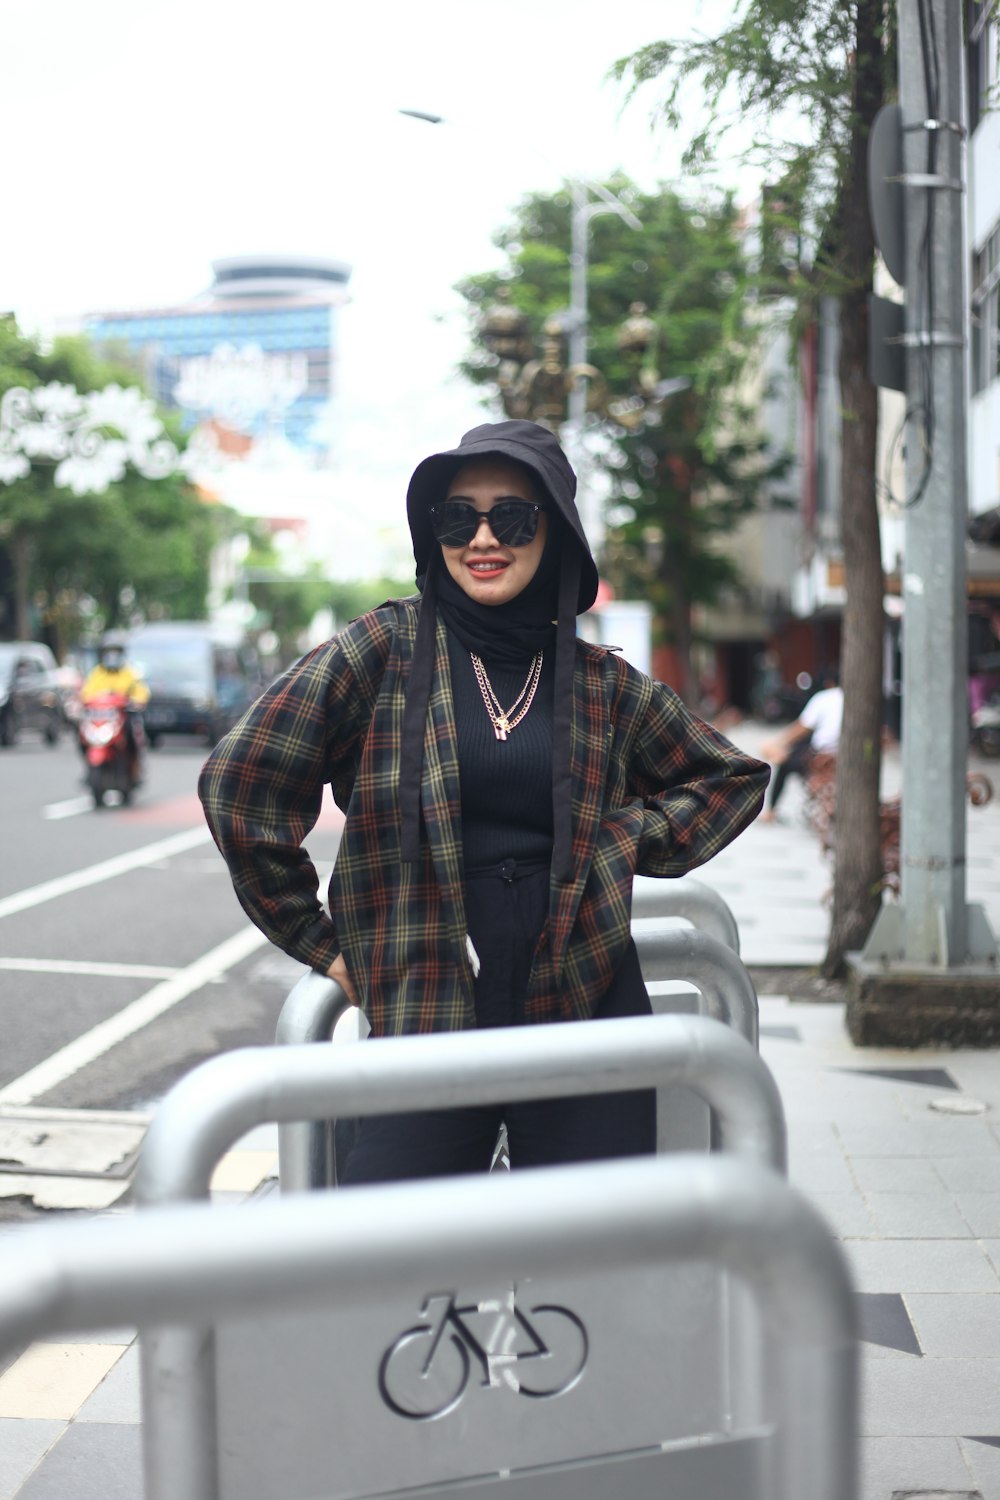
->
<box><xmin>199</xmin><ymin>420</ymin><xmax>768</xmax><ymax>1181</ymax></box>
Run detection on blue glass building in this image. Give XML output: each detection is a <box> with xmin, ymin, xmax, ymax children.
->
<box><xmin>83</xmin><ymin>255</ymin><xmax>352</xmax><ymax>460</ymax></box>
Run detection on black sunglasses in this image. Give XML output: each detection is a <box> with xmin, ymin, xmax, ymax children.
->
<box><xmin>428</xmin><ymin>498</ymin><xmax>546</xmax><ymax>548</ymax></box>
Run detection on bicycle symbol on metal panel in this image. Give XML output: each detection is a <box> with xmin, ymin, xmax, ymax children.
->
<box><xmin>378</xmin><ymin>1288</ymin><xmax>589</xmax><ymax>1420</ymax></box>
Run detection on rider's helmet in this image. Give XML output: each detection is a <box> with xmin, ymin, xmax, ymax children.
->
<box><xmin>99</xmin><ymin>632</ymin><xmax>128</xmax><ymax>672</ymax></box>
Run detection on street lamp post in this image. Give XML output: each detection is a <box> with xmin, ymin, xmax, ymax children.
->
<box><xmin>399</xmin><ymin>108</ymin><xmax>641</xmax><ymax>549</ymax></box>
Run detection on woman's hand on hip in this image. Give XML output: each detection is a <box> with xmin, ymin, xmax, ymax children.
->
<box><xmin>326</xmin><ymin>952</ymin><xmax>359</xmax><ymax>1006</ymax></box>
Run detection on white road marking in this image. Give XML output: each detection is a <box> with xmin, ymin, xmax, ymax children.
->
<box><xmin>0</xmin><ymin>958</ymin><xmax>180</xmax><ymax>980</ymax></box>
<box><xmin>0</xmin><ymin>827</ymin><xmax>213</xmax><ymax>921</ymax></box>
<box><xmin>0</xmin><ymin>926</ymin><xmax>269</xmax><ymax>1105</ymax></box>
<box><xmin>42</xmin><ymin>795</ymin><xmax>94</xmax><ymax>820</ymax></box>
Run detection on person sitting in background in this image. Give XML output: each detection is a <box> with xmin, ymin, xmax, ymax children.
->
<box><xmin>758</xmin><ymin>667</ymin><xmax>843</xmax><ymax>824</ymax></box>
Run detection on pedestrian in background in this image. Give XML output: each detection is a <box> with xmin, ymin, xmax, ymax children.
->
<box><xmin>199</xmin><ymin>420</ymin><xmax>768</xmax><ymax>1182</ymax></box>
<box><xmin>758</xmin><ymin>666</ymin><xmax>843</xmax><ymax>823</ymax></box>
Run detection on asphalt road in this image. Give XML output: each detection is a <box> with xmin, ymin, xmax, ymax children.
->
<box><xmin>0</xmin><ymin>726</ymin><xmax>343</xmax><ymax>1117</ymax></box>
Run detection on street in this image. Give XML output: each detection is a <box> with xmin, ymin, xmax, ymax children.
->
<box><xmin>0</xmin><ymin>732</ymin><xmax>343</xmax><ymax>1215</ymax></box>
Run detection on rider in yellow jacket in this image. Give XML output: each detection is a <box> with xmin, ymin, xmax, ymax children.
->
<box><xmin>81</xmin><ymin>638</ymin><xmax>150</xmax><ymax>707</ymax></box>
<box><xmin>80</xmin><ymin>635</ymin><xmax>150</xmax><ymax>776</ymax></box>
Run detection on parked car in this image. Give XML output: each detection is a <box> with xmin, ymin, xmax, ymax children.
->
<box><xmin>127</xmin><ymin>622</ymin><xmax>264</xmax><ymax>747</ymax></box>
<box><xmin>0</xmin><ymin>641</ymin><xmax>63</xmax><ymax>747</ymax></box>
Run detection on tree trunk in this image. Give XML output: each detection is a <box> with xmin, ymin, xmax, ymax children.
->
<box><xmin>12</xmin><ymin>531</ymin><xmax>32</xmax><ymax>640</ymax></box>
<box><xmin>821</xmin><ymin>0</ymin><xmax>887</xmax><ymax>977</ymax></box>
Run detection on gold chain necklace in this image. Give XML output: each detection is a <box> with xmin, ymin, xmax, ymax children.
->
<box><xmin>469</xmin><ymin>651</ymin><xmax>544</xmax><ymax>741</ymax></box>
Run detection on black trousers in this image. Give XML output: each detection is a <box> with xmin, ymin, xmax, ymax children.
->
<box><xmin>339</xmin><ymin>858</ymin><xmax>656</xmax><ymax>1185</ymax></box>
<box><xmin>766</xmin><ymin>739</ymin><xmax>813</xmax><ymax>811</ymax></box>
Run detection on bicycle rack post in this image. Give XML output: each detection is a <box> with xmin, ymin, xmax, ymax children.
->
<box><xmin>631</xmin><ymin>922</ymin><xmax>758</xmax><ymax>1046</ymax></box>
<box><xmin>631</xmin><ymin>922</ymin><xmax>759</xmax><ymax>1153</ymax></box>
<box><xmin>274</xmin><ymin>971</ymin><xmax>354</xmax><ymax>1193</ymax></box>
<box><xmin>631</xmin><ymin>874</ymin><xmax>741</xmax><ymax>954</ymax></box>
<box><xmin>0</xmin><ymin>1155</ymin><xmax>858</xmax><ymax>1500</ymax></box>
<box><xmin>134</xmin><ymin>1014</ymin><xmax>786</xmax><ymax>1500</ymax></box>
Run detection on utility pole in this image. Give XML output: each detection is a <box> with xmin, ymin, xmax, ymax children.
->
<box><xmin>850</xmin><ymin>0</ymin><xmax>999</xmax><ymax>1044</ymax></box>
<box><xmin>566</xmin><ymin>181</ymin><xmax>642</xmax><ymax>552</ymax></box>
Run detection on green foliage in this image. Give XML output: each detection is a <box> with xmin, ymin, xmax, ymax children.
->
<box><xmin>610</xmin><ymin>1</ymin><xmax>895</xmax><ymax>316</ymax></box>
<box><xmin>0</xmin><ymin>315</ymin><xmax>238</xmax><ymax>647</ymax></box>
<box><xmin>455</xmin><ymin>180</ymin><xmax>789</xmax><ymax>677</ymax></box>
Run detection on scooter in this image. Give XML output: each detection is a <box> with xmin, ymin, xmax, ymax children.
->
<box><xmin>78</xmin><ymin>693</ymin><xmax>144</xmax><ymax>807</ymax></box>
<box><xmin>972</xmin><ymin>696</ymin><xmax>1000</xmax><ymax>758</ymax></box>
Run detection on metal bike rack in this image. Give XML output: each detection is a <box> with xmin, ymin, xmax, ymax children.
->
<box><xmin>134</xmin><ymin>1014</ymin><xmax>785</xmax><ymax>1500</ymax></box>
<box><xmin>0</xmin><ymin>1153</ymin><xmax>858</xmax><ymax>1500</ymax></box>
<box><xmin>631</xmin><ymin>872</ymin><xmax>741</xmax><ymax>953</ymax></box>
<box><xmin>631</xmin><ymin>921</ymin><xmax>758</xmax><ymax>1044</ymax></box>
<box><xmin>276</xmin><ymin>921</ymin><xmax>758</xmax><ymax>1190</ymax></box>
<box><xmin>275</xmin><ymin>970</ymin><xmax>355</xmax><ymax>1192</ymax></box>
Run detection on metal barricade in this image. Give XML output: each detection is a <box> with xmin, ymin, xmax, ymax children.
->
<box><xmin>631</xmin><ymin>872</ymin><xmax>741</xmax><ymax>953</ymax></box>
<box><xmin>0</xmin><ymin>1153</ymin><xmax>858</xmax><ymax>1500</ymax></box>
<box><xmin>630</xmin><ymin>920</ymin><xmax>760</xmax><ymax>1153</ymax></box>
<box><xmin>277</xmin><ymin>920</ymin><xmax>758</xmax><ymax>1190</ymax></box>
<box><xmin>134</xmin><ymin>1014</ymin><xmax>785</xmax><ymax>1500</ymax></box>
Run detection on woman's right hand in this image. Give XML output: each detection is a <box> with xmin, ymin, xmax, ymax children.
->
<box><xmin>326</xmin><ymin>952</ymin><xmax>359</xmax><ymax>1006</ymax></box>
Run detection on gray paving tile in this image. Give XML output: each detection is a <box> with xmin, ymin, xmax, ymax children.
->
<box><xmin>867</xmin><ymin>1193</ymin><xmax>975</xmax><ymax>1239</ymax></box>
<box><xmin>861</xmin><ymin>1354</ymin><xmax>1000</xmax><ymax>1435</ymax></box>
<box><xmin>860</xmin><ymin>1435</ymin><xmax>976</xmax><ymax>1500</ymax></box>
<box><xmin>806</xmin><ymin>1191</ymin><xmax>878</xmax><ymax>1238</ymax></box>
<box><xmin>846</xmin><ymin>1239</ymin><xmax>1000</xmax><ymax>1294</ymax></box>
<box><xmin>858</xmin><ymin>1293</ymin><xmax>921</xmax><ymax>1355</ymax></box>
<box><xmin>0</xmin><ymin>1420</ymin><xmax>65</xmax><ymax>1500</ymax></box>
<box><xmin>76</xmin><ymin>1346</ymin><xmax>140</xmax><ymax>1424</ymax></box>
<box><xmin>935</xmin><ymin>1159</ymin><xmax>1000</xmax><ymax>1193</ymax></box>
<box><xmin>958</xmin><ymin>1196</ymin><xmax>1000</xmax><ymax>1237</ymax></box>
<box><xmin>907</xmin><ymin>1294</ymin><xmax>1000</xmax><ymax>1359</ymax></box>
<box><xmin>962</xmin><ymin>1435</ymin><xmax>1000</xmax><ymax>1500</ymax></box>
<box><xmin>15</xmin><ymin>1422</ymin><xmax>142</xmax><ymax>1500</ymax></box>
<box><xmin>982</xmin><ymin>1242</ymin><xmax>1000</xmax><ymax>1280</ymax></box>
<box><xmin>789</xmin><ymin>1154</ymin><xmax>856</xmax><ymax>1193</ymax></box>
<box><xmin>838</xmin><ymin>1121</ymin><xmax>1000</xmax><ymax>1158</ymax></box>
<box><xmin>852</xmin><ymin>1157</ymin><xmax>944</xmax><ymax>1193</ymax></box>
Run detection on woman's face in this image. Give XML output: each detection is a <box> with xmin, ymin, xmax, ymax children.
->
<box><xmin>440</xmin><ymin>459</ymin><xmax>549</xmax><ymax>607</ymax></box>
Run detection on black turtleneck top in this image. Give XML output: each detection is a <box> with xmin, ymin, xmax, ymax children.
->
<box><xmin>446</xmin><ymin>631</ymin><xmax>555</xmax><ymax>873</ymax></box>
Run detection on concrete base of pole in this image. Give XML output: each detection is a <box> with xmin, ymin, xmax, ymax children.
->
<box><xmin>845</xmin><ymin>953</ymin><xmax>1000</xmax><ymax>1048</ymax></box>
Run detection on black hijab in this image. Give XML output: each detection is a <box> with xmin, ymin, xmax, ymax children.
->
<box><xmin>400</xmin><ymin>421</ymin><xmax>597</xmax><ymax>884</ymax></box>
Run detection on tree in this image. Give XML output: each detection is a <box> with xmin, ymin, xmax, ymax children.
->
<box><xmin>456</xmin><ymin>181</ymin><xmax>788</xmax><ymax>703</ymax></box>
<box><xmin>0</xmin><ymin>316</ymin><xmax>237</xmax><ymax>650</ymax></box>
<box><xmin>613</xmin><ymin>2</ymin><xmax>895</xmax><ymax>975</ymax></box>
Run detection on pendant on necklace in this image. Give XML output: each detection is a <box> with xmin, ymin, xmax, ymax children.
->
<box><xmin>495</xmin><ymin>718</ymin><xmax>509</xmax><ymax>741</ymax></box>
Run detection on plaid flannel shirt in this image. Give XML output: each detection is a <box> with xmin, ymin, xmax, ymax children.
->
<box><xmin>199</xmin><ymin>599</ymin><xmax>769</xmax><ymax>1035</ymax></box>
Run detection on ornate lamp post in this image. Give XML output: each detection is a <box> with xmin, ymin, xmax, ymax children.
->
<box><xmin>478</xmin><ymin>292</ymin><xmax>689</xmax><ymax>437</ymax></box>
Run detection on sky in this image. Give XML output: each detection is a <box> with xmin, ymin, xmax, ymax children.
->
<box><xmin>3</xmin><ymin>0</ymin><xmax>748</xmax><ymax>578</ymax></box>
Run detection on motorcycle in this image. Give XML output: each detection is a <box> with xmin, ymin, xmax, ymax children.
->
<box><xmin>78</xmin><ymin>693</ymin><xmax>144</xmax><ymax>806</ymax></box>
<box><xmin>972</xmin><ymin>696</ymin><xmax>1000</xmax><ymax>758</ymax></box>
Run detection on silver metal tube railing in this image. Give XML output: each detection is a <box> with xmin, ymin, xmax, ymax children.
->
<box><xmin>275</xmin><ymin>970</ymin><xmax>354</xmax><ymax>1192</ymax></box>
<box><xmin>632</xmin><ymin>922</ymin><xmax>758</xmax><ymax>1046</ymax></box>
<box><xmin>134</xmin><ymin>1015</ymin><xmax>785</xmax><ymax>1500</ymax></box>
<box><xmin>631</xmin><ymin>874</ymin><xmax>740</xmax><ymax>953</ymax></box>
<box><xmin>0</xmin><ymin>1154</ymin><xmax>858</xmax><ymax>1500</ymax></box>
<box><xmin>139</xmin><ymin>1015</ymin><xmax>785</xmax><ymax>1205</ymax></box>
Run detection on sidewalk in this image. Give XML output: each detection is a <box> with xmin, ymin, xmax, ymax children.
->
<box><xmin>3</xmin><ymin>722</ymin><xmax>1000</xmax><ymax>1498</ymax></box>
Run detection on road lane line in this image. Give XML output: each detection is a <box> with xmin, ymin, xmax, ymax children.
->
<box><xmin>42</xmin><ymin>796</ymin><xmax>94</xmax><ymax>821</ymax></box>
<box><xmin>0</xmin><ymin>959</ymin><xmax>180</xmax><ymax>980</ymax></box>
<box><xmin>0</xmin><ymin>827</ymin><xmax>213</xmax><ymax>921</ymax></box>
<box><xmin>0</xmin><ymin>926</ymin><xmax>269</xmax><ymax>1105</ymax></box>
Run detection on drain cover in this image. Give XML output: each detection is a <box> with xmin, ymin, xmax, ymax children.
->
<box><xmin>928</xmin><ymin>1096</ymin><xmax>988</xmax><ymax>1116</ymax></box>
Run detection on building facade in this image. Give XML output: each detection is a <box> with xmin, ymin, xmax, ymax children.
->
<box><xmin>81</xmin><ymin>254</ymin><xmax>351</xmax><ymax>464</ymax></box>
